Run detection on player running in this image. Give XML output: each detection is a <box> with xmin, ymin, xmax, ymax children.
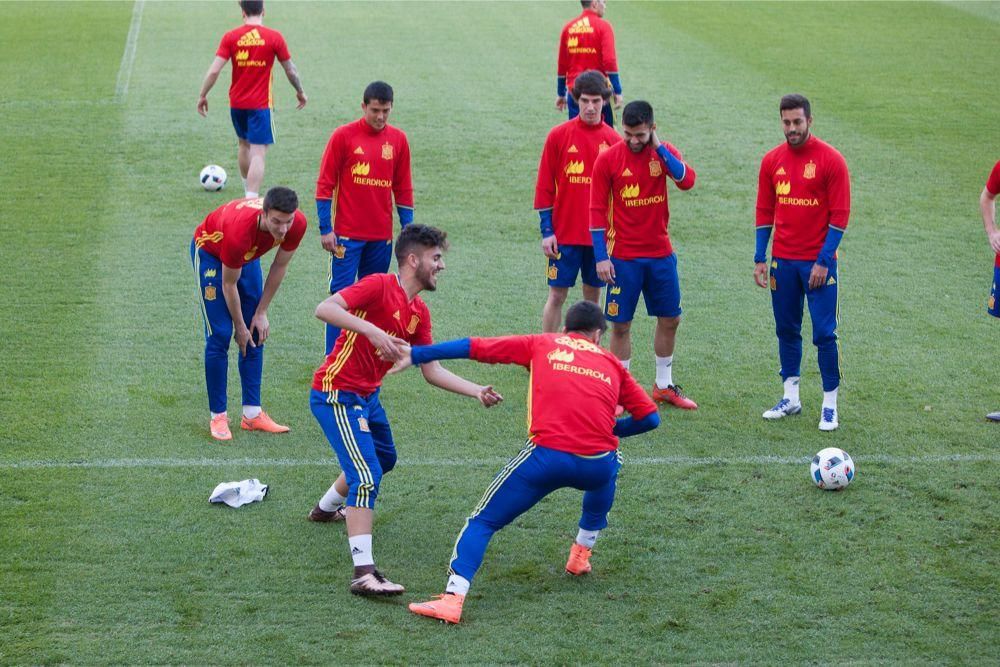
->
<box><xmin>556</xmin><ymin>0</ymin><xmax>623</xmax><ymax>126</ymax></box>
<box><xmin>979</xmin><ymin>160</ymin><xmax>1000</xmax><ymax>422</ymax></box>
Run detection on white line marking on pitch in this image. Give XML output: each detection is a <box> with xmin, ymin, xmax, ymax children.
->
<box><xmin>114</xmin><ymin>0</ymin><xmax>145</xmax><ymax>103</ymax></box>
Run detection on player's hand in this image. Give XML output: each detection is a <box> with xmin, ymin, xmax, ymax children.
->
<box><xmin>367</xmin><ymin>327</ymin><xmax>403</xmax><ymax>362</ymax></box>
<box><xmin>320</xmin><ymin>231</ymin><xmax>339</xmax><ymax>253</ymax></box>
<box><xmin>234</xmin><ymin>326</ymin><xmax>255</xmax><ymax>357</ymax></box>
<box><xmin>596</xmin><ymin>259</ymin><xmax>615</xmax><ymax>284</ymax></box>
<box><xmin>613</xmin><ymin>93</ymin><xmax>624</xmax><ymax>109</ymax></box>
<box><xmin>556</xmin><ymin>97</ymin><xmax>566</xmax><ymax>111</ymax></box>
<box><xmin>650</xmin><ymin>128</ymin><xmax>661</xmax><ymax>149</ymax></box>
<box><xmin>808</xmin><ymin>262</ymin><xmax>829</xmax><ymax>290</ymax></box>
<box><xmin>386</xmin><ymin>351</ymin><xmax>414</xmax><ymax>375</ymax></box>
<box><xmin>249</xmin><ymin>312</ymin><xmax>270</xmax><ymax>345</ymax></box>
<box><xmin>989</xmin><ymin>228</ymin><xmax>1000</xmax><ymax>254</ymax></box>
<box><xmin>296</xmin><ymin>91</ymin><xmax>308</xmax><ymax>110</ymax></box>
<box><xmin>477</xmin><ymin>385</ymin><xmax>503</xmax><ymax>408</ymax></box>
<box><xmin>541</xmin><ymin>235</ymin><xmax>559</xmax><ymax>259</ymax></box>
<box><xmin>197</xmin><ymin>96</ymin><xmax>209</xmax><ymax>116</ymax></box>
<box><xmin>753</xmin><ymin>262</ymin><xmax>769</xmax><ymax>289</ymax></box>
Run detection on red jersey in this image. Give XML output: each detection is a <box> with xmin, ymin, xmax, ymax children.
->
<box><xmin>470</xmin><ymin>333</ymin><xmax>656</xmax><ymax>455</ymax></box>
<box><xmin>534</xmin><ymin>117</ymin><xmax>623</xmax><ymax>246</ymax></box>
<box><xmin>315</xmin><ymin>118</ymin><xmax>414</xmax><ymax>241</ymax></box>
<box><xmin>312</xmin><ymin>274</ymin><xmax>432</xmax><ymax>396</ymax></box>
<box><xmin>194</xmin><ymin>197</ymin><xmax>307</xmax><ymax>269</ymax></box>
<box><xmin>590</xmin><ymin>141</ymin><xmax>696</xmax><ymax>260</ymax></box>
<box><xmin>756</xmin><ymin>135</ymin><xmax>851</xmax><ymax>261</ymax></box>
<box><xmin>215</xmin><ymin>24</ymin><xmax>291</xmax><ymax>110</ymax></box>
<box><xmin>557</xmin><ymin>9</ymin><xmax>619</xmax><ymax>90</ymax></box>
<box><xmin>986</xmin><ymin>161</ymin><xmax>1000</xmax><ymax>268</ymax></box>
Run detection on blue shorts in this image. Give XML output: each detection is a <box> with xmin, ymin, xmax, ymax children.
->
<box><xmin>989</xmin><ymin>266</ymin><xmax>1000</xmax><ymax>318</ymax></box>
<box><xmin>547</xmin><ymin>244</ymin><xmax>602</xmax><ymax>288</ymax></box>
<box><xmin>230</xmin><ymin>108</ymin><xmax>274</xmax><ymax>145</ymax></box>
<box><xmin>605</xmin><ymin>254</ymin><xmax>682</xmax><ymax>322</ymax></box>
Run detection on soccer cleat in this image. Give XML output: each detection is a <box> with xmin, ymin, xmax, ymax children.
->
<box><xmin>350</xmin><ymin>570</ymin><xmax>405</xmax><ymax>596</ymax></box>
<box><xmin>819</xmin><ymin>407</ymin><xmax>839</xmax><ymax>431</ymax></box>
<box><xmin>762</xmin><ymin>398</ymin><xmax>802</xmax><ymax>420</ymax></box>
<box><xmin>240</xmin><ymin>411</ymin><xmax>290</xmax><ymax>433</ymax></box>
<box><xmin>565</xmin><ymin>542</ymin><xmax>593</xmax><ymax>576</ymax></box>
<box><xmin>652</xmin><ymin>384</ymin><xmax>698</xmax><ymax>410</ymax></box>
<box><xmin>307</xmin><ymin>503</ymin><xmax>346</xmax><ymax>522</ymax></box>
<box><xmin>408</xmin><ymin>593</ymin><xmax>465</xmax><ymax>624</ymax></box>
<box><xmin>210</xmin><ymin>414</ymin><xmax>232</xmax><ymax>441</ymax></box>
<box><xmin>987</xmin><ymin>411</ymin><xmax>1000</xmax><ymax>422</ymax></box>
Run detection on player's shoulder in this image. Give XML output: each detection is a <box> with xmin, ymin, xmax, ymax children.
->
<box><xmin>761</xmin><ymin>142</ymin><xmax>787</xmax><ymax>164</ymax></box>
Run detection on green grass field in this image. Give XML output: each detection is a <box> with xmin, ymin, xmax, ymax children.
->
<box><xmin>2</xmin><ymin>1</ymin><xmax>998</xmax><ymax>663</ymax></box>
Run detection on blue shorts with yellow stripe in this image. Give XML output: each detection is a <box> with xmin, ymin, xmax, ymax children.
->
<box><xmin>989</xmin><ymin>266</ymin><xmax>1000</xmax><ymax>318</ymax></box>
<box><xmin>310</xmin><ymin>388</ymin><xmax>396</xmax><ymax>509</ymax></box>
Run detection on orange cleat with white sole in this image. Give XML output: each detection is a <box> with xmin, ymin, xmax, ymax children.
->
<box><xmin>240</xmin><ymin>411</ymin><xmax>290</xmax><ymax>433</ymax></box>
<box><xmin>409</xmin><ymin>593</ymin><xmax>465</xmax><ymax>624</ymax></box>
<box><xmin>565</xmin><ymin>542</ymin><xmax>592</xmax><ymax>575</ymax></box>
<box><xmin>210</xmin><ymin>414</ymin><xmax>232</xmax><ymax>441</ymax></box>
<box><xmin>651</xmin><ymin>384</ymin><xmax>698</xmax><ymax>410</ymax></box>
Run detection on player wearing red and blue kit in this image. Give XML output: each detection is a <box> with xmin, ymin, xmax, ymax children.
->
<box><xmin>406</xmin><ymin>301</ymin><xmax>659</xmax><ymax>624</ymax></box>
<box><xmin>979</xmin><ymin>160</ymin><xmax>1000</xmax><ymax>422</ymax></box>
<box><xmin>197</xmin><ymin>1</ymin><xmax>306</xmax><ymax>198</ymax></box>
<box><xmin>753</xmin><ymin>95</ymin><xmax>851</xmax><ymax>431</ymax></box>
<box><xmin>316</xmin><ymin>81</ymin><xmax>414</xmax><ymax>355</ymax></box>
<box><xmin>307</xmin><ymin>225</ymin><xmax>501</xmax><ymax>597</ymax></box>
<box><xmin>556</xmin><ymin>0</ymin><xmax>623</xmax><ymax>126</ymax></box>
<box><xmin>589</xmin><ymin>100</ymin><xmax>698</xmax><ymax>410</ymax></box>
<box><xmin>191</xmin><ymin>187</ymin><xmax>307</xmax><ymax>441</ymax></box>
<box><xmin>535</xmin><ymin>70</ymin><xmax>622</xmax><ymax>332</ymax></box>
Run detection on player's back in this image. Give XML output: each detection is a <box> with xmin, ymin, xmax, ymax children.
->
<box><xmin>559</xmin><ymin>10</ymin><xmax>616</xmax><ymax>87</ymax></box>
<box><xmin>217</xmin><ymin>24</ymin><xmax>290</xmax><ymax>109</ymax></box>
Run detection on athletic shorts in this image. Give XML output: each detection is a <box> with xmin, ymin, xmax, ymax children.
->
<box><xmin>989</xmin><ymin>266</ymin><xmax>1000</xmax><ymax>318</ymax></box>
<box><xmin>605</xmin><ymin>254</ymin><xmax>682</xmax><ymax>322</ymax></box>
<box><xmin>547</xmin><ymin>244</ymin><xmax>602</xmax><ymax>288</ymax></box>
<box><xmin>230</xmin><ymin>108</ymin><xmax>274</xmax><ymax>145</ymax></box>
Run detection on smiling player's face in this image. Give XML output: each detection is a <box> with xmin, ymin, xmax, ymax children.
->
<box><xmin>781</xmin><ymin>108</ymin><xmax>812</xmax><ymax>147</ymax></box>
<box><xmin>414</xmin><ymin>246</ymin><xmax>445</xmax><ymax>291</ymax></box>
<box><xmin>623</xmin><ymin>122</ymin><xmax>653</xmax><ymax>153</ymax></box>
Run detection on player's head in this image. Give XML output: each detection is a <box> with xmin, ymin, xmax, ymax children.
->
<box><xmin>362</xmin><ymin>81</ymin><xmax>394</xmax><ymax>131</ymax></box>
<box><xmin>572</xmin><ymin>70</ymin><xmax>611</xmax><ymax>126</ymax></box>
<box><xmin>622</xmin><ymin>100</ymin><xmax>656</xmax><ymax>153</ymax></box>
<box><xmin>239</xmin><ymin>1</ymin><xmax>263</xmax><ymax>17</ymax></box>
<box><xmin>581</xmin><ymin>0</ymin><xmax>607</xmax><ymax>17</ymax></box>
<box><xmin>564</xmin><ymin>301</ymin><xmax>607</xmax><ymax>343</ymax></box>
<box><xmin>779</xmin><ymin>94</ymin><xmax>812</xmax><ymax>147</ymax></box>
<box><xmin>396</xmin><ymin>224</ymin><xmax>449</xmax><ymax>292</ymax></box>
<box><xmin>260</xmin><ymin>186</ymin><xmax>298</xmax><ymax>242</ymax></box>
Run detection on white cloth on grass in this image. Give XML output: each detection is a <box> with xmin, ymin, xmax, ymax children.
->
<box><xmin>209</xmin><ymin>478</ymin><xmax>268</xmax><ymax>508</ymax></box>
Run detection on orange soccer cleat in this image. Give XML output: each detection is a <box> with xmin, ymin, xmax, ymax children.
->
<box><xmin>240</xmin><ymin>411</ymin><xmax>290</xmax><ymax>433</ymax></box>
<box><xmin>409</xmin><ymin>593</ymin><xmax>465</xmax><ymax>624</ymax></box>
<box><xmin>651</xmin><ymin>384</ymin><xmax>698</xmax><ymax>410</ymax></box>
<box><xmin>565</xmin><ymin>542</ymin><xmax>593</xmax><ymax>575</ymax></box>
<box><xmin>210</xmin><ymin>414</ymin><xmax>232</xmax><ymax>441</ymax></box>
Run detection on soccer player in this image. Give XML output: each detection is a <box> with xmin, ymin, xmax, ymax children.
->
<box><xmin>556</xmin><ymin>0</ymin><xmax>623</xmax><ymax>127</ymax></box>
<box><xmin>307</xmin><ymin>224</ymin><xmax>502</xmax><ymax>596</ymax></box>
<box><xmin>979</xmin><ymin>160</ymin><xmax>1000</xmax><ymax>422</ymax></box>
<box><xmin>197</xmin><ymin>0</ymin><xmax>307</xmax><ymax>199</ymax></box>
<box><xmin>403</xmin><ymin>301</ymin><xmax>660</xmax><ymax>624</ymax></box>
<box><xmin>191</xmin><ymin>187</ymin><xmax>307</xmax><ymax>441</ymax></box>
<box><xmin>316</xmin><ymin>81</ymin><xmax>414</xmax><ymax>354</ymax></box>
<box><xmin>589</xmin><ymin>100</ymin><xmax>699</xmax><ymax>410</ymax></box>
<box><xmin>753</xmin><ymin>94</ymin><xmax>851</xmax><ymax>431</ymax></box>
<box><xmin>535</xmin><ymin>70</ymin><xmax>623</xmax><ymax>332</ymax></box>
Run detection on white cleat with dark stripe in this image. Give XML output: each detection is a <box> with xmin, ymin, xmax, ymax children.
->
<box><xmin>819</xmin><ymin>407</ymin><xmax>839</xmax><ymax>431</ymax></box>
<box><xmin>762</xmin><ymin>398</ymin><xmax>802</xmax><ymax>420</ymax></box>
<box><xmin>350</xmin><ymin>569</ymin><xmax>405</xmax><ymax>596</ymax></box>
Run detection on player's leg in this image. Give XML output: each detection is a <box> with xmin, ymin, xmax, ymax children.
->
<box><xmin>543</xmin><ymin>286</ymin><xmax>570</xmax><ymax>333</ymax></box>
<box><xmin>644</xmin><ymin>255</ymin><xmax>696</xmax><ymax>409</ymax></box>
<box><xmin>601</xmin><ymin>100</ymin><xmax>614</xmax><ymax>127</ymax></box>
<box><xmin>325</xmin><ymin>239</ymin><xmax>366</xmax><ymax>354</ymax></box>
<box><xmin>192</xmin><ymin>241</ymin><xmax>233</xmax><ymax>440</ymax></box>
<box><xmin>605</xmin><ymin>257</ymin><xmax>642</xmax><ymax>367</ymax></box>
<box><xmin>568</xmin><ymin>450</ymin><xmax>622</xmax><ymax>575</ymax></box>
<box><xmin>358</xmin><ymin>239</ymin><xmax>393</xmax><ymax>279</ymax></box>
<box><xmin>243</xmin><ymin>109</ymin><xmax>274</xmax><ymax>198</ymax></box>
<box><xmin>579</xmin><ymin>245</ymin><xmax>603</xmax><ymax>306</ymax></box>
<box><xmin>230</xmin><ymin>109</ymin><xmax>251</xmax><ymax>189</ymax></box>
<box><xmin>765</xmin><ymin>258</ymin><xmax>806</xmax><ymax>419</ymax></box>
<box><xmin>807</xmin><ymin>259</ymin><xmax>840</xmax><ymax>431</ymax></box>
<box><xmin>566</xmin><ymin>92</ymin><xmax>580</xmax><ymax>120</ymax></box>
<box><xmin>988</xmin><ymin>267</ymin><xmax>1000</xmax><ymax>421</ymax></box>
<box><xmin>543</xmin><ymin>245</ymin><xmax>585</xmax><ymax>332</ymax></box>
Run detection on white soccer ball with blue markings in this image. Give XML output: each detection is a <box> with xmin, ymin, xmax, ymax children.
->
<box><xmin>199</xmin><ymin>164</ymin><xmax>227</xmax><ymax>191</ymax></box>
<box><xmin>810</xmin><ymin>447</ymin><xmax>855</xmax><ymax>490</ymax></box>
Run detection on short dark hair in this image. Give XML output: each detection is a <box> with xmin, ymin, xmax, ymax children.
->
<box><xmin>572</xmin><ymin>70</ymin><xmax>612</xmax><ymax>101</ymax></box>
<box><xmin>564</xmin><ymin>301</ymin><xmax>607</xmax><ymax>335</ymax></box>
<box><xmin>780</xmin><ymin>94</ymin><xmax>811</xmax><ymax>119</ymax></box>
<box><xmin>262</xmin><ymin>186</ymin><xmax>298</xmax><ymax>214</ymax></box>
<box><xmin>363</xmin><ymin>81</ymin><xmax>394</xmax><ymax>105</ymax></box>
<box><xmin>580</xmin><ymin>0</ymin><xmax>595</xmax><ymax>8</ymax></box>
<box><xmin>239</xmin><ymin>1</ymin><xmax>264</xmax><ymax>17</ymax></box>
<box><xmin>622</xmin><ymin>100</ymin><xmax>654</xmax><ymax>128</ymax></box>
<box><xmin>395</xmin><ymin>224</ymin><xmax>448</xmax><ymax>262</ymax></box>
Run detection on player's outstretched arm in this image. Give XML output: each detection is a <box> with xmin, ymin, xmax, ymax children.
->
<box><xmin>420</xmin><ymin>362</ymin><xmax>503</xmax><ymax>407</ymax></box>
<box><xmin>315</xmin><ymin>294</ymin><xmax>404</xmax><ymax>361</ymax></box>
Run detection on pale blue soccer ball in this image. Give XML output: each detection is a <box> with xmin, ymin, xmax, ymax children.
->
<box><xmin>810</xmin><ymin>447</ymin><xmax>855</xmax><ymax>490</ymax></box>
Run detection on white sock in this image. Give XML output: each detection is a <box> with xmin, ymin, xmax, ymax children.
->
<box><xmin>210</xmin><ymin>411</ymin><xmax>227</xmax><ymax>420</ymax></box>
<box><xmin>245</xmin><ymin>190</ymin><xmax>258</xmax><ymax>199</ymax></box>
<box><xmin>655</xmin><ymin>355</ymin><xmax>674</xmax><ymax>388</ymax></box>
<box><xmin>445</xmin><ymin>575</ymin><xmax>471</xmax><ymax>596</ymax></box>
<box><xmin>318</xmin><ymin>484</ymin><xmax>347</xmax><ymax>512</ymax></box>
<box><xmin>243</xmin><ymin>405</ymin><xmax>262</xmax><ymax>419</ymax></box>
<box><xmin>348</xmin><ymin>534</ymin><xmax>374</xmax><ymax>567</ymax></box>
<box><xmin>823</xmin><ymin>387</ymin><xmax>838</xmax><ymax>410</ymax></box>
<box><xmin>621</xmin><ymin>358</ymin><xmax>631</xmax><ymax>371</ymax></box>
<box><xmin>576</xmin><ymin>528</ymin><xmax>600</xmax><ymax>549</ymax></box>
<box><xmin>784</xmin><ymin>377</ymin><xmax>801</xmax><ymax>404</ymax></box>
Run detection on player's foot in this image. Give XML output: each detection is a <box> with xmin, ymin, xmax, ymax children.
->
<box><xmin>307</xmin><ymin>503</ymin><xmax>346</xmax><ymax>522</ymax></box>
<box><xmin>408</xmin><ymin>593</ymin><xmax>465</xmax><ymax>624</ymax></box>
<box><xmin>987</xmin><ymin>411</ymin><xmax>1000</xmax><ymax>422</ymax></box>
<box><xmin>565</xmin><ymin>542</ymin><xmax>593</xmax><ymax>576</ymax></box>
<box><xmin>350</xmin><ymin>569</ymin><xmax>405</xmax><ymax>596</ymax></box>
<box><xmin>614</xmin><ymin>405</ymin><xmax>625</xmax><ymax>418</ymax></box>
<box><xmin>819</xmin><ymin>407</ymin><xmax>839</xmax><ymax>431</ymax></box>
<box><xmin>240</xmin><ymin>411</ymin><xmax>290</xmax><ymax>433</ymax></box>
<box><xmin>652</xmin><ymin>384</ymin><xmax>698</xmax><ymax>410</ymax></box>
<box><xmin>762</xmin><ymin>398</ymin><xmax>802</xmax><ymax>420</ymax></box>
<box><xmin>210</xmin><ymin>414</ymin><xmax>232</xmax><ymax>441</ymax></box>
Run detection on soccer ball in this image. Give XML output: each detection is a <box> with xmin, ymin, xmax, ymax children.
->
<box><xmin>199</xmin><ymin>164</ymin><xmax>227</xmax><ymax>191</ymax></box>
<box><xmin>810</xmin><ymin>447</ymin><xmax>855</xmax><ymax>490</ymax></box>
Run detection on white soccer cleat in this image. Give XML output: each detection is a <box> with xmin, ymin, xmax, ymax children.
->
<box><xmin>762</xmin><ymin>398</ymin><xmax>801</xmax><ymax>420</ymax></box>
<box><xmin>819</xmin><ymin>407</ymin><xmax>839</xmax><ymax>431</ymax></box>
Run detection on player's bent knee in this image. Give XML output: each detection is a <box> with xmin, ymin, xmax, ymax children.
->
<box><xmin>377</xmin><ymin>449</ymin><xmax>397</xmax><ymax>474</ymax></box>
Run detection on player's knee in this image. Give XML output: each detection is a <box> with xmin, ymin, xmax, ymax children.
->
<box><xmin>813</xmin><ymin>330</ymin><xmax>838</xmax><ymax>349</ymax></box>
<box><xmin>376</xmin><ymin>448</ymin><xmax>397</xmax><ymax>474</ymax></box>
<box><xmin>611</xmin><ymin>321</ymin><xmax>631</xmax><ymax>335</ymax></box>
<box><xmin>206</xmin><ymin>330</ymin><xmax>231</xmax><ymax>355</ymax></box>
<box><xmin>352</xmin><ymin>481</ymin><xmax>380</xmax><ymax>507</ymax></box>
<box><xmin>547</xmin><ymin>288</ymin><xmax>569</xmax><ymax>307</ymax></box>
<box><xmin>658</xmin><ymin>315</ymin><xmax>680</xmax><ymax>331</ymax></box>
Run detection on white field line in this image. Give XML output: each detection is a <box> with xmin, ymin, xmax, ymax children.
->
<box><xmin>1</xmin><ymin>453</ymin><xmax>996</xmax><ymax>470</ymax></box>
<box><xmin>113</xmin><ymin>0</ymin><xmax>145</xmax><ymax>103</ymax></box>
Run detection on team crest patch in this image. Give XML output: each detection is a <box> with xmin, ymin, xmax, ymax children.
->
<box><xmin>547</xmin><ymin>265</ymin><xmax>558</xmax><ymax>280</ymax></box>
<box><xmin>334</xmin><ymin>244</ymin><xmax>346</xmax><ymax>259</ymax></box>
<box><xmin>382</xmin><ymin>143</ymin><xmax>393</xmax><ymax>160</ymax></box>
<box><xmin>203</xmin><ymin>269</ymin><xmax>217</xmax><ymax>278</ymax></box>
<box><xmin>607</xmin><ymin>301</ymin><xmax>619</xmax><ymax>316</ymax></box>
<box><xmin>598</xmin><ymin>142</ymin><xmax>609</xmax><ymax>153</ymax></box>
<box><xmin>803</xmin><ymin>161</ymin><xmax>816</xmax><ymax>179</ymax></box>
<box><xmin>649</xmin><ymin>159</ymin><xmax>663</xmax><ymax>178</ymax></box>
<box><xmin>407</xmin><ymin>314</ymin><xmax>420</xmax><ymax>334</ymax></box>
<box><xmin>204</xmin><ymin>285</ymin><xmax>217</xmax><ymax>301</ymax></box>
<box><xmin>357</xmin><ymin>417</ymin><xmax>370</xmax><ymax>433</ymax></box>
<box><xmin>243</xmin><ymin>246</ymin><xmax>258</xmax><ymax>261</ymax></box>
<box><xmin>769</xmin><ymin>276</ymin><xmax>777</xmax><ymax>291</ymax></box>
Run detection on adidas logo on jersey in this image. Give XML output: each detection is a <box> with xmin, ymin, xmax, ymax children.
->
<box><xmin>354</xmin><ymin>146</ymin><xmax>365</xmax><ymax>155</ymax></box>
<box><xmin>622</xmin><ymin>168</ymin><xmax>633</xmax><ymax>177</ymax></box>
<box><xmin>568</xmin><ymin>144</ymin><xmax>579</xmax><ymax>153</ymax></box>
<box><xmin>776</xmin><ymin>167</ymin><xmax>786</xmax><ymax>175</ymax></box>
<box><xmin>237</xmin><ymin>28</ymin><xmax>265</xmax><ymax>47</ymax></box>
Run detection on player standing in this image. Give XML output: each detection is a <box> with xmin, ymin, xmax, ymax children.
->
<box><xmin>316</xmin><ymin>81</ymin><xmax>414</xmax><ymax>354</ymax></box>
<box><xmin>191</xmin><ymin>187</ymin><xmax>307</xmax><ymax>441</ymax></box>
<box><xmin>197</xmin><ymin>0</ymin><xmax>307</xmax><ymax>199</ymax></box>
<box><xmin>403</xmin><ymin>301</ymin><xmax>660</xmax><ymax>624</ymax></box>
<box><xmin>589</xmin><ymin>100</ymin><xmax>699</xmax><ymax>410</ymax></box>
<box><xmin>535</xmin><ymin>70</ymin><xmax>623</xmax><ymax>332</ymax></box>
<box><xmin>753</xmin><ymin>94</ymin><xmax>851</xmax><ymax>431</ymax></box>
<box><xmin>979</xmin><ymin>160</ymin><xmax>1000</xmax><ymax>422</ymax></box>
<box><xmin>307</xmin><ymin>224</ymin><xmax>501</xmax><ymax>596</ymax></box>
<box><xmin>556</xmin><ymin>0</ymin><xmax>623</xmax><ymax>127</ymax></box>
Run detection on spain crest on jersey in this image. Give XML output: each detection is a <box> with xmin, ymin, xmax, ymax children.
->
<box><xmin>407</xmin><ymin>314</ymin><xmax>420</xmax><ymax>334</ymax></box>
<box><xmin>334</xmin><ymin>244</ymin><xmax>346</xmax><ymax>259</ymax></box>
<box><xmin>204</xmin><ymin>285</ymin><xmax>217</xmax><ymax>301</ymax></box>
<box><xmin>649</xmin><ymin>159</ymin><xmax>662</xmax><ymax>178</ymax></box>
<box><xmin>803</xmin><ymin>161</ymin><xmax>816</xmax><ymax>179</ymax></box>
<box><xmin>607</xmin><ymin>301</ymin><xmax>619</xmax><ymax>316</ymax></box>
<box><xmin>547</xmin><ymin>265</ymin><xmax>558</xmax><ymax>280</ymax></box>
<box><xmin>382</xmin><ymin>143</ymin><xmax>394</xmax><ymax>160</ymax></box>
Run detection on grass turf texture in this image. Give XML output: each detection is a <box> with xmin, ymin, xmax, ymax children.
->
<box><xmin>1</xmin><ymin>0</ymin><xmax>998</xmax><ymax>663</ymax></box>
